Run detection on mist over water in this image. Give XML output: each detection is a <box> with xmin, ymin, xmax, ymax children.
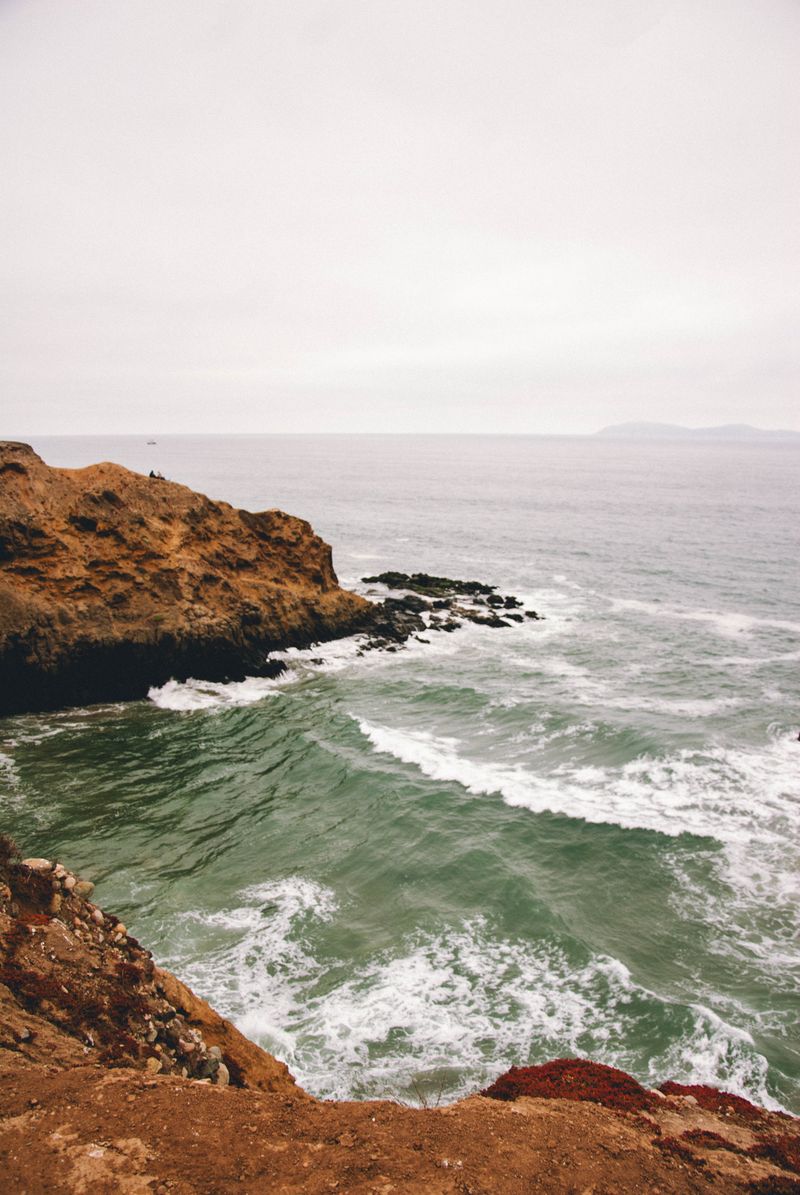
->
<box><xmin>2</xmin><ymin>435</ymin><xmax>799</xmax><ymax>1110</ymax></box>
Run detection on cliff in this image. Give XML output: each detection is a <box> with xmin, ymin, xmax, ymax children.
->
<box><xmin>0</xmin><ymin>841</ymin><xmax>797</xmax><ymax>1194</ymax></box>
<box><xmin>0</xmin><ymin>442</ymin><xmax>370</xmax><ymax>715</ymax></box>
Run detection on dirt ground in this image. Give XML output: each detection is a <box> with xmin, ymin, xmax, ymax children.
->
<box><xmin>3</xmin><ymin>1054</ymin><xmax>799</xmax><ymax>1195</ymax></box>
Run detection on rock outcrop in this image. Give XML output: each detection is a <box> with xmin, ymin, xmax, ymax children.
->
<box><xmin>1</xmin><ymin>838</ymin><xmax>798</xmax><ymax>1193</ymax></box>
<box><xmin>0</xmin><ymin>837</ymin><xmax>296</xmax><ymax>1094</ymax></box>
<box><xmin>0</xmin><ymin>442</ymin><xmax>370</xmax><ymax>715</ymax></box>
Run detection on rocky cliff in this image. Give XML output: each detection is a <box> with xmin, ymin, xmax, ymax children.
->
<box><xmin>0</xmin><ymin>442</ymin><xmax>370</xmax><ymax>715</ymax></box>
<box><xmin>0</xmin><ymin>840</ymin><xmax>797</xmax><ymax>1193</ymax></box>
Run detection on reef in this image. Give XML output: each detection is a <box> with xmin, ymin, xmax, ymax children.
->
<box><xmin>0</xmin><ymin>442</ymin><xmax>370</xmax><ymax>715</ymax></box>
<box><xmin>1</xmin><ymin>835</ymin><xmax>798</xmax><ymax>1193</ymax></box>
<box><xmin>358</xmin><ymin>571</ymin><xmax>543</xmax><ymax>651</ymax></box>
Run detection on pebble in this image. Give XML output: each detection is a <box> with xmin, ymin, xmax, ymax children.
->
<box><xmin>74</xmin><ymin>880</ymin><xmax>95</xmax><ymax>898</ymax></box>
<box><xmin>208</xmin><ymin>1046</ymin><xmax>222</xmax><ymax>1062</ymax></box>
<box><xmin>145</xmin><ymin>1057</ymin><xmax>162</xmax><ymax>1074</ymax></box>
<box><xmin>63</xmin><ymin>875</ymin><xmax>77</xmax><ymax>892</ymax></box>
<box><xmin>49</xmin><ymin>893</ymin><xmax>63</xmax><ymax>914</ymax></box>
<box><xmin>22</xmin><ymin>858</ymin><xmax>52</xmax><ymax>871</ymax></box>
<box><xmin>113</xmin><ymin>923</ymin><xmax>127</xmax><ymax>938</ymax></box>
<box><xmin>216</xmin><ymin>1063</ymin><xmax>230</xmax><ymax>1087</ymax></box>
<box><xmin>53</xmin><ymin>864</ymin><xmax>67</xmax><ymax>879</ymax></box>
<box><xmin>91</xmin><ymin>908</ymin><xmax>104</xmax><ymax>925</ymax></box>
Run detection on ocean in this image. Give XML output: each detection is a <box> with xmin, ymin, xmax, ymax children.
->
<box><xmin>1</xmin><ymin>433</ymin><xmax>798</xmax><ymax>1112</ymax></box>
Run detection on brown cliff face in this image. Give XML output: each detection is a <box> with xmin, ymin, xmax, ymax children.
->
<box><xmin>0</xmin><ymin>442</ymin><xmax>370</xmax><ymax>715</ymax></box>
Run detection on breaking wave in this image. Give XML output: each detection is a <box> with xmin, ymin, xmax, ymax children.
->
<box><xmin>163</xmin><ymin>880</ymin><xmax>783</xmax><ymax>1109</ymax></box>
<box><xmin>353</xmin><ymin>718</ymin><xmax>800</xmax><ymax>849</ymax></box>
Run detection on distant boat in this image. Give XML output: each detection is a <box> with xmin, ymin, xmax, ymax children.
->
<box><xmin>147</xmin><ymin>440</ymin><xmax>157</xmax><ymax>445</ymax></box>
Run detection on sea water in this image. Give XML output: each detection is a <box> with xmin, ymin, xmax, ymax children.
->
<box><xmin>1</xmin><ymin>434</ymin><xmax>798</xmax><ymax>1111</ymax></box>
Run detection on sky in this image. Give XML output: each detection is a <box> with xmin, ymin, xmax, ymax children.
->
<box><xmin>1</xmin><ymin>0</ymin><xmax>798</xmax><ymax>435</ymax></box>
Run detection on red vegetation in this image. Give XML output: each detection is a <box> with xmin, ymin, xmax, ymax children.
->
<box><xmin>482</xmin><ymin>1059</ymin><xmax>656</xmax><ymax>1112</ymax></box>
<box><xmin>681</xmin><ymin>1128</ymin><xmax>742</xmax><ymax>1153</ymax></box>
<box><xmin>749</xmin><ymin>1136</ymin><xmax>800</xmax><ymax>1176</ymax></box>
<box><xmin>659</xmin><ymin>1081</ymin><xmax>768</xmax><ymax>1123</ymax></box>
<box><xmin>748</xmin><ymin>1179</ymin><xmax>800</xmax><ymax>1195</ymax></box>
<box><xmin>654</xmin><ymin>1136</ymin><xmax>706</xmax><ymax>1167</ymax></box>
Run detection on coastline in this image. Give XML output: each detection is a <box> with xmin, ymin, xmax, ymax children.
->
<box><xmin>1</xmin><ymin>844</ymin><xmax>797</xmax><ymax>1194</ymax></box>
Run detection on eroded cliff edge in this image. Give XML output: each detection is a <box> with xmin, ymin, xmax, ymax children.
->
<box><xmin>0</xmin><ymin>442</ymin><xmax>370</xmax><ymax>715</ymax></box>
<box><xmin>1</xmin><ymin>843</ymin><xmax>798</xmax><ymax>1194</ymax></box>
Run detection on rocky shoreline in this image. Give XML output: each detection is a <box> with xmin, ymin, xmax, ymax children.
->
<box><xmin>0</xmin><ymin>444</ymin><xmax>545</xmax><ymax>716</ymax></box>
<box><xmin>1</xmin><ymin>838</ymin><xmax>798</xmax><ymax>1193</ymax></box>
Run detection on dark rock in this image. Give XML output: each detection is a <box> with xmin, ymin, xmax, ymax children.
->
<box><xmin>466</xmin><ymin>613</ymin><xmax>511</xmax><ymax>628</ymax></box>
<box><xmin>397</xmin><ymin>594</ymin><xmax>430</xmax><ymax>614</ymax></box>
<box><xmin>361</xmin><ymin>571</ymin><xmax>495</xmax><ymax>598</ymax></box>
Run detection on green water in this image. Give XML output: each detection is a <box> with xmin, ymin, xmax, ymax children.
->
<box><xmin>1</xmin><ymin>434</ymin><xmax>798</xmax><ymax>1110</ymax></box>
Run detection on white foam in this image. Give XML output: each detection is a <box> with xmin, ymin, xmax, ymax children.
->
<box><xmin>148</xmin><ymin>676</ymin><xmax>284</xmax><ymax>711</ymax></box>
<box><xmin>529</xmin><ymin>656</ymin><xmax>609</xmax><ymax>701</ymax></box>
<box><xmin>162</xmin><ymin>876</ymin><xmax>338</xmax><ymax>1065</ymax></box>
<box><xmin>717</xmin><ymin>649</ymin><xmax>800</xmax><ymax>668</ymax></box>
<box><xmin>635</xmin><ymin>695</ymin><xmax>742</xmax><ymax>717</ymax></box>
<box><xmin>0</xmin><ymin>750</ymin><xmax>20</xmax><ymax>788</ymax></box>
<box><xmin>610</xmin><ymin>598</ymin><xmax>800</xmax><ymax>640</ymax></box>
<box><xmin>272</xmin><ymin>635</ymin><xmax>366</xmax><ymax>674</ymax></box>
<box><xmin>354</xmin><ymin>718</ymin><xmax>800</xmax><ymax>850</ymax></box>
<box><xmin>298</xmin><ymin>922</ymin><xmax>633</xmax><ymax>1099</ymax></box>
<box><xmin>506</xmin><ymin>652</ymin><xmax>744</xmax><ymax>717</ymax></box>
<box><xmin>653</xmin><ymin>1005</ymin><xmax>781</xmax><ymax>1111</ymax></box>
<box><xmin>164</xmin><ymin>890</ymin><xmax>784</xmax><ymax>1108</ymax></box>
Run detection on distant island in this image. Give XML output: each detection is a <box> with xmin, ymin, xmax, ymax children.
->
<box><xmin>596</xmin><ymin>421</ymin><xmax>800</xmax><ymax>441</ymax></box>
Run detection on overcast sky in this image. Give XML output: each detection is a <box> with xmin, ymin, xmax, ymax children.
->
<box><xmin>1</xmin><ymin>0</ymin><xmax>798</xmax><ymax>435</ymax></box>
